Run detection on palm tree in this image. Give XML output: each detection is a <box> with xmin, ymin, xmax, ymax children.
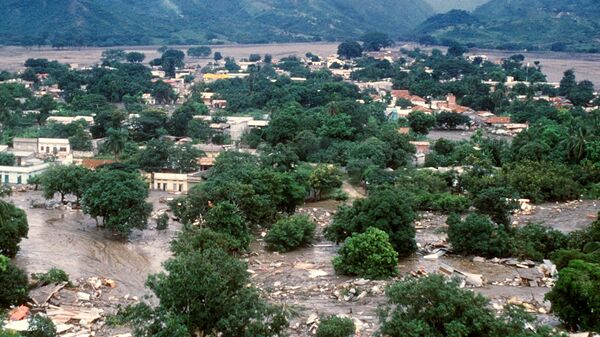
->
<box><xmin>105</xmin><ymin>128</ymin><xmax>128</xmax><ymax>160</ymax></box>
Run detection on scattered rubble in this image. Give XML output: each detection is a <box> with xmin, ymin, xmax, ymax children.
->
<box><xmin>2</xmin><ymin>277</ymin><xmax>138</xmax><ymax>337</ymax></box>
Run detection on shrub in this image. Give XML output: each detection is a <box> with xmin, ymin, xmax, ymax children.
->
<box><xmin>429</xmin><ymin>193</ymin><xmax>470</xmax><ymax>214</ymax></box>
<box><xmin>332</xmin><ymin>228</ymin><xmax>398</xmax><ymax>279</ymax></box>
<box><xmin>316</xmin><ymin>316</ymin><xmax>355</xmax><ymax>337</ymax></box>
<box><xmin>25</xmin><ymin>314</ymin><xmax>57</xmax><ymax>337</ymax></box>
<box><xmin>0</xmin><ymin>255</ymin><xmax>29</xmax><ymax>308</ymax></box>
<box><xmin>551</xmin><ymin>249</ymin><xmax>600</xmax><ymax>270</ymax></box>
<box><xmin>512</xmin><ymin>224</ymin><xmax>568</xmax><ymax>261</ymax></box>
<box><xmin>265</xmin><ymin>215</ymin><xmax>316</xmax><ymax>252</ymax></box>
<box><xmin>378</xmin><ymin>274</ymin><xmax>564</xmax><ymax>337</ymax></box>
<box><xmin>32</xmin><ymin>268</ymin><xmax>71</xmax><ymax>286</ymax></box>
<box><xmin>447</xmin><ymin>213</ymin><xmax>513</xmax><ymax>258</ymax></box>
<box><xmin>156</xmin><ymin>213</ymin><xmax>169</xmax><ymax>230</ymax></box>
<box><xmin>170</xmin><ymin>227</ymin><xmax>240</xmax><ymax>256</ymax></box>
<box><xmin>545</xmin><ymin>260</ymin><xmax>600</xmax><ymax>332</ymax></box>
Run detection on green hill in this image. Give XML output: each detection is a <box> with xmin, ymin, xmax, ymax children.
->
<box><xmin>0</xmin><ymin>0</ymin><xmax>433</xmax><ymax>46</ymax></box>
<box><xmin>414</xmin><ymin>0</ymin><xmax>600</xmax><ymax>52</ymax></box>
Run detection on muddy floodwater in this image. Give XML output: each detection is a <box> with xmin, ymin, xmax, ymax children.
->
<box><xmin>10</xmin><ymin>190</ymin><xmax>179</xmax><ymax>297</ymax></box>
<box><xmin>1</xmin><ymin>42</ymin><xmax>600</xmax><ymax>86</ymax></box>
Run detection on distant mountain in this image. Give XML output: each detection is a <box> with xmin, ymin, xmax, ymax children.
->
<box><xmin>424</xmin><ymin>0</ymin><xmax>488</xmax><ymax>13</ymax></box>
<box><xmin>414</xmin><ymin>0</ymin><xmax>600</xmax><ymax>53</ymax></box>
<box><xmin>0</xmin><ymin>0</ymin><xmax>434</xmax><ymax>46</ymax></box>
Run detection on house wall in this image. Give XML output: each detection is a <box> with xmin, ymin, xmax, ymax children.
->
<box><xmin>149</xmin><ymin>173</ymin><xmax>189</xmax><ymax>193</ymax></box>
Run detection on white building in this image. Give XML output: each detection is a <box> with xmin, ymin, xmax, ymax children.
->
<box><xmin>0</xmin><ymin>163</ymin><xmax>50</xmax><ymax>185</ymax></box>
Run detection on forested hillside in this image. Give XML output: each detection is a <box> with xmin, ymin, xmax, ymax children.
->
<box><xmin>414</xmin><ymin>0</ymin><xmax>600</xmax><ymax>52</ymax></box>
<box><xmin>0</xmin><ymin>0</ymin><xmax>433</xmax><ymax>46</ymax></box>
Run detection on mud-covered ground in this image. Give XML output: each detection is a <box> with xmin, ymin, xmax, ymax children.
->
<box><xmin>1</xmin><ymin>43</ymin><xmax>600</xmax><ymax>86</ymax></box>
<box><xmin>5</xmin><ymin>190</ymin><xmax>598</xmax><ymax>336</ymax></box>
<box><xmin>249</xmin><ymin>205</ymin><xmax>572</xmax><ymax>336</ymax></box>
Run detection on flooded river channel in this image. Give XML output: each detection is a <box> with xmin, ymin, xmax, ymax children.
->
<box><xmin>10</xmin><ymin>190</ymin><xmax>178</xmax><ymax>297</ymax></box>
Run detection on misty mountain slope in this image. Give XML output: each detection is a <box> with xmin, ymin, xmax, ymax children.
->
<box><xmin>414</xmin><ymin>0</ymin><xmax>600</xmax><ymax>52</ymax></box>
<box><xmin>424</xmin><ymin>0</ymin><xmax>488</xmax><ymax>13</ymax></box>
<box><xmin>0</xmin><ymin>0</ymin><xmax>434</xmax><ymax>46</ymax></box>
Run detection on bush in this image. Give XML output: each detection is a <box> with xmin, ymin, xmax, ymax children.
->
<box><xmin>32</xmin><ymin>268</ymin><xmax>71</xmax><ymax>286</ymax></box>
<box><xmin>25</xmin><ymin>314</ymin><xmax>57</xmax><ymax>337</ymax></box>
<box><xmin>316</xmin><ymin>316</ymin><xmax>355</xmax><ymax>337</ymax></box>
<box><xmin>513</xmin><ymin>224</ymin><xmax>568</xmax><ymax>261</ymax></box>
<box><xmin>447</xmin><ymin>213</ymin><xmax>513</xmax><ymax>258</ymax></box>
<box><xmin>551</xmin><ymin>249</ymin><xmax>600</xmax><ymax>270</ymax></box>
<box><xmin>170</xmin><ymin>227</ymin><xmax>240</xmax><ymax>256</ymax></box>
<box><xmin>332</xmin><ymin>228</ymin><xmax>398</xmax><ymax>279</ymax></box>
<box><xmin>156</xmin><ymin>213</ymin><xmax>169</xmax><ymax>230</ymax></box>
<box><xmin>0</xmin><ymin>255</ymin><xmax>29</xmax><ymax>308</ymax></box>
<box><xmin>429</xmin><ymin>193</ymin><xmax>470</xmax><ymax>214</ymax></box>
<box><xmin>265</xmin><ymin>215</ymin><xmax>316</xmax><ymax>252</ymax></box>
<box><xmin>545</xmin><ymin>260</ymin><xmax>600</xmax><ymax>332</ymax></box>
<box><xmin>378</xmin><ymin>274</ymin><xmax>564</xmax><ymax>337</ymax></box>
<box><xmin>325</xmin><ymin>188</ymin><xmax>416</xmax><ymax>257</ymax></box>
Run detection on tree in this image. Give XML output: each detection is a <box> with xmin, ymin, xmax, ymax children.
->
<box><xmin>152</xmin><ymin>80</ymin><xmax>177</xmax><ymax>105</ymax></box>
<box><xmin>187</xmin><ymin>46</ymin><xmax>212</xmax><ymax>58</ymax></box>
<box><xmin>472</xmin><ymin>187</ymin><xmax>519</xmax><ymax>229</ymax></box>
<box><xmin>81</xmin><ymin>169</ymin><xmax>152</xmax><ymax>236</ymax></box>
<box><xmin>141</xmin><ymin>249</ymin><xmax>288</xmax><ymax>336</ymax></box>
<box><xmin>408</xmin><ymin>111</ymin><xmax>436</xmax><ymax>135</ymax></box>
<box><xmin>568</xmin><ymin>80</ymin><xmax>594</xmax><ymax>106</ymax></box>
<box><xmin>159</xmin><ymin>49</ymin><xmax>185</xmax><ymax>77</ymax></box>
<box><xmin>0</xmin><ymin>201</ymin><xmax>28</xmax><ymax>257</ymax></box>
<box><xmin>265</xmin><ymin>215</ymin><xmax>316</xmax><ymax>253</ymax></box>
<box><xmin>332</xmin><ymin>227</ymin><xmax>398</xmax><ymax>279</ymax></box>
<box><xmin>264</xmin><ymin>54</ymin><xmax>273</xmax><ymax>64</ymax></box>
<box><xmin>559</xmin><ymin>69</ymin><xmax>577</xmax><ymax>97</ymax></box>
<box><xmin>249</xmin><ymin>54</ymin><xmax>261</xmax><ymax>62</ymax></box>
<box><xmin>325</xmin><ymin>188</ymin><xmax>416</xmax><ymax>257</ymax></box>
<box><xmin>0</xmin><ymin>255</ymin><xmax>28</xmax><ymax>308</ymax></box>
<box><xmin>447</xmin><ymin>213</ymin><xmax>513</xmax><ymax>258</ymax></box>
<box><xmin>308</xmin><ymin>164</ymin><xmax>343</xmax><ymax>201</ymax></box>
<box><xmin>101</xmin><ymin>49</ymin><xmax>126</xmax><ymax>63</ymax></box>
<box><xmin>126</xmin><ymin>52</ymin><xmax>146</xmax><ymax>63</ymax></box>
<box><xmin>169</xmin><ymin>144</ymin><xmax>204</xmax><ymax>173</ymax></box>
<box><xmin>69</xmin><ymin>125</ymin><xmax>93</xmax><ymax>151</ymax></box>
<box><xmin>378</xmin><ymin>274</ymin><xmax>564</xmax><ymax>337</ymax></box>
<box><xmin>156</xmin><ymin>213</ymin><xmax>169</xmax><ymax>230</ymax></box>
<box><xmin>316</xmin><ymin>316</ymin><xmax>355</xmax><ymax>337</ymax></box>
<box><xmin>361</xmin><ymin>32</ymin><xmax>392</xmax><ymax>52</ymax></box>
<box><xmin>213</xmin><ymin>52</ymin><xmax>223</xmax><ymax>61</ymax></box>
<box><xmin>0</xmin><ymin>152</ymin><xmax>16</xmax><ymax>166</ymax></box>
<box><xmin>337</xmin><ymin>41</ymin><xmax>363</xmax><ymax>59</ymax></box>
<box><xmin>204</xmin><ymin>201</ymin><xmax>252</xmax><ymax>251</ymax></box>
<box><xmin>138</xmin><ymin>138</ymin><xmax>173</xmax><ymax>172</ymax></box>
<box><xmin>224</xmin><ymin>57</ymin><xmax>241</xmax><ymax>72</ymax></box>
<box><xmin>40</xmin><ymin>165</ymin><xmax>91</xmax><ymax>204</ymax></box>
<box><xmin>447</xmin><ymin>41</ymin><xmax>468</xmax><ymax>57</ymax></box>
<box><xmin>436</xmin><ymin>111</ymin><xmax>471</xmax><ymax>129</ymax></box>
<box><xmin>105</xmin><ymin>128</ymin><xmax>128</xmax><ymax>160</ymax></box>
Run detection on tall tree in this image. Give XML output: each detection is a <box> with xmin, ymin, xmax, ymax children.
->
<box><xmin>81</xmin><ymin>169</ymin><xmax>152</xmax><ymax>236</ymax></box>
<box><xmin>105</xmin><ymin>128</ymin><xmax>128</xmax><ymax>160</ymax></box>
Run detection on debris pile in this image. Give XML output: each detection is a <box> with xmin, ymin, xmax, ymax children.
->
<box><xmin>3</xmin><ymin>277</ymin><xmax>138</xmax><ymax>337</ymax></box>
